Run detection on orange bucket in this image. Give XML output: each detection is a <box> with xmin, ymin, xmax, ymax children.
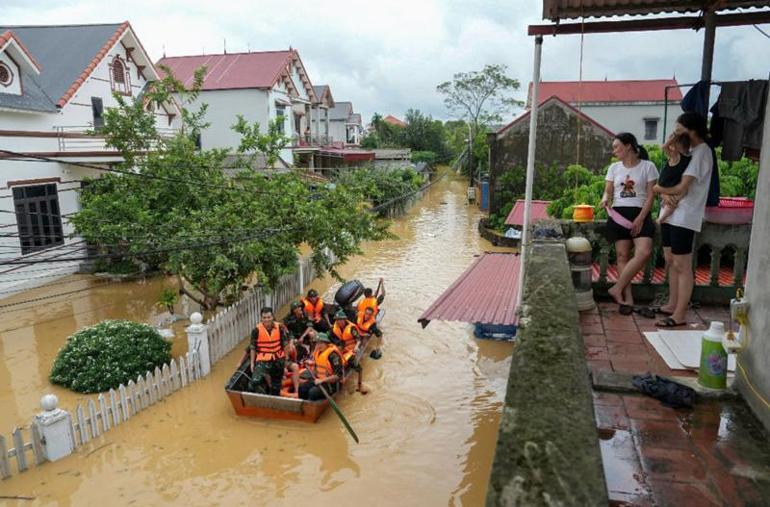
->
<box><xmin>572</xmin><ymin>204</ymin><xmax>595</xmax><ymax>223</ymax></box>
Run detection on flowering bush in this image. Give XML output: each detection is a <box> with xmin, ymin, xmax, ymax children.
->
<box><xmin>50</xmin><ymin>320</ymin><xmax>171</xmax><ymax>393</ymax></box>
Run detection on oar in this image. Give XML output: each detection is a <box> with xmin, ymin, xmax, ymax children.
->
<box><xmin>305</xmin><ymin>364</ymin><xmax>359</xmax><ymax>444</ymax></box>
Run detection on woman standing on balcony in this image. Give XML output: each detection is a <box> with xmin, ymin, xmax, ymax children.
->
<box><xmin>601</xmin><ymin>133</ymin><xmax>659</xmax><ymax>314</ymax></box>
<box><xmin>653</xmin><ymin>112</ymin><xmax>714</xmax><ymax>327</ymax></box>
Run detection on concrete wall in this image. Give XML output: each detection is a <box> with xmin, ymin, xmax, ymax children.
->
<box><xmin>486</xmin><ymin>240</ymin><xmax>607</xmax><ymax>506</ymax></box>
<box><xmin>489</xmin><ymin>100</ymin><xmax>614</xmax><ymax>214</ymax></box>
<box><xmin>579</xmin><ymin>102</ymin><xmax>678</xmax><ymax>146</ymax></box>
<box><xmin>736</xmin><ymin>85</ymin><xmax>770</xmax><ymax>430</ymax></box>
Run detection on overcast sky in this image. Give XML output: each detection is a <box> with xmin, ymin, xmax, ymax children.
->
<box><xmin>5</xmin><ymin>0</ymin><xmax>770</xmax><ymax>124</ymax></box>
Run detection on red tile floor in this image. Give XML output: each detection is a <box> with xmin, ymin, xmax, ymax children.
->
<box><xmin>582</xmin><ymin>302</ymin><xmax>770</xmax><ymax>506</ymax></box>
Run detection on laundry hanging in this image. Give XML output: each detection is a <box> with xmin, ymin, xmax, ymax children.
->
<box><xmin>710</xmin><ymin>80</ymin><xmax>768</xmax><ymax>161</ymax></box>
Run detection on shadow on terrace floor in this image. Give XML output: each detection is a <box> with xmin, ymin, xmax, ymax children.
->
<box><xmin>583</xmin><ymin>301</ymin><xmax>770</xmax><ymax>506</ymax></box>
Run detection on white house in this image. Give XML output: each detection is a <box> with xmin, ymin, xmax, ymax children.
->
<box><xmin>530</xmin><ymin>79</ymin><xmax>682</xmax><ymax>145</ymax></box>
<box><xmin>310</xmin><ymin>84</ymin><xmax>335</xmax><ymax>145</ymax></box>
<box><xmin>0</xmin><ymin>22</ymin><xmax>181</xmax><ymax>297</ymax></box>
<box><xmin>328</xmin><ymin>101</ymin><xmax>364</xmax><ymax>146</ymax></box>
<box><xmin>158</xmin><ymin>49</ymin><xmax>326</xmax><ymax>166</ymax></box>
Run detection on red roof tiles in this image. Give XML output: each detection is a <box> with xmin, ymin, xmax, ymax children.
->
<box><xmin>530</xmin><ymin>79</ymin><xmax>682</xmax><ymax>105</ymax></box>
<box><xmin>506</xmin><ymin>200</ymin><xmax>552</xmax><ymax>226</ymax></box>
<box><xmin>418</xmin><ymin>253</ymin><xmax>520</xmax><ymax>327</ymax></box>
<box><xmin>383</xmin><ymin>115</ymin><xmax>406</xmax><ymax>127</ymax></box>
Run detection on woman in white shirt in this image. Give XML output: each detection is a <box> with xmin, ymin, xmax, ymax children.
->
<box><xmin>600</xmin><ymin>133</ymin><xmax>659</xmax><ymax>313</ymax></box>
<box><xmin>653</xmin><ymin>112</ymin><xmax>714</xmax><ymax>327</ymax></box>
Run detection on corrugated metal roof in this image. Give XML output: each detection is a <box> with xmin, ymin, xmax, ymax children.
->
<box><xmin>418</xmin><ymin>253</ymin><xmax>520</xmax><ymax>327</ymax></box>
<box><xmin>506</xmin><ymin>200</ymin><xmax>552</xmax><ymax>226</ymax></box>
<box><xmin>542</xmin><ymin>0</ymin><xmax>770</xmax><ymax>20</ymax></box>
<box><xmin>530</xmin><ymin>79</ymin><xmax>682</xmax><ymax>104</ymax></box>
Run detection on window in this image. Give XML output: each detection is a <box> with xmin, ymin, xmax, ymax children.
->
<box><xmin>13</xmin><ymin>184</ymin><xmax>64</xmax><ymax>255</ymax></box>
<box><xmin>110</xmin><ymin>56</ymin><xmax>131</xmax><ymax>95</ymax></box>
<box><xmin>275</xmin><ymin>104</ymin><xmax>286</xmax><ymax>134</ymax></box>
<box><xmin>91</xmin><ymin>97</ymin><xmax>104</xmax><ymax>130</ymax></box>
<box><xmin>0</xmin><ymin>62</ymin><xmax>12</xmax><ymax>86</ymax></box>
<box><xmin>644</xmin><ymin>118</ymin><xmax>659</xmax><ymax>141</ymax></box>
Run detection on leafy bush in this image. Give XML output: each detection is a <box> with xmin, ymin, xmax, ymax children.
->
<box><xmin>50</xmin><ymin>320</ymin><xmax>171</xmax><ymax>393</ymax></box>
<box><xmin>335</xmin><ymin>166</ymin><xmax>423</xmax><ymax>208</ymax></box>
<box><xmin>411</xmin><ymin>150</ymin><xmax>437</xmax><ymax>165</ymax></box>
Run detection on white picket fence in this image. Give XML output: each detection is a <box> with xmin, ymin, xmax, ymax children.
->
<box><xmin>0</xmin><ymin>350</ymin><xmax>202</xmax><ymax>480</ymax></box>
<box><xmin>207</xmin><ymin>255</ymin><xmax>318</xmax><ymax>364</ymax></box>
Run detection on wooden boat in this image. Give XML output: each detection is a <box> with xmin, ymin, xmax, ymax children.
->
<box><xmin>225</xmin><ymin>333</ymin><xmax>374</xmax><ymax>423</ymax></box>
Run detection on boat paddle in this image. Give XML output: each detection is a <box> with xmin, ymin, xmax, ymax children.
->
<box><xmin>304</xmin><ymin>364</ymin><xmax>360</xmax><ymax>444</ymax></box>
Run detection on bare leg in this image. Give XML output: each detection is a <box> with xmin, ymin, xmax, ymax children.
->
<box><xmin>289</xmin><ymin>363</ymin><xmax>300</xmax><ymax>395</ymax></box>
<box><xmin>671</xmin><ymin>253</ymin><xmax>693</xmax><ymax>323</ymax></box>
<box><xmin>608</xmin><ymin>240</ymin><xmax>633</xmax><ymax>305</ymax></box>
<box><xmin>614</xmin><ymin>237</ymin><xmax>653</xmax><ymax>306</ymax></box>
<box><xmin>660</xmin><ymin>247</ymin><xmax>677</xmax><ymax>314</ymax></box>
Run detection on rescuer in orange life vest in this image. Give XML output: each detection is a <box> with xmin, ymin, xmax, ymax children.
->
<box><xmin>249</xmin><ymin>306</ymin><xmax>291</xmax><ymax>396</ymax></box>
<box><xmin>298</xmin><ymin>332</ymin><xmax>344</xmax><ymax>401</ymax></box>
<box><xmin>331</xmin><ymin>310</ymin><xmax>368</xmax><ymax>394</ymax></box>
<box><xmin>357</xmin><ymin>278</ymin><xmax>385</xmax><ymax>359</ymax></box>
<box><xmin>302</xmin><ymin>288</ymin><xmax>331</xmax><ymax>332</ymax></box>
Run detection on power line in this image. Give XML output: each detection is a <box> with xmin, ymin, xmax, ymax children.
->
<box><xmin>755</xmin><ymin>24</ymin><xmax>770</xmax><ymax>39</ymax></box>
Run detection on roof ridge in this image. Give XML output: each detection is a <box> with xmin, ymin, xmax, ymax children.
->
<box><xmin>160</xmin><ymin>49</ymin><xmax>293</xmax><ymax>59</ymax></box>
<box><xmin>538</xmin><ymin>78</ymin><xmax>678</xmax><ymax>83</ymax></box>
<box><xmin>0</xmin><ymin>23</ymin><xmax>124</xmax><ymax>28</ymax></box>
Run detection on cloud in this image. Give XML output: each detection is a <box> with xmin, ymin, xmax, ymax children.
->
<box><xmin>4</xmin><ymin>0</ymin><xmax>770</xmax><ymax>124</ymax></box>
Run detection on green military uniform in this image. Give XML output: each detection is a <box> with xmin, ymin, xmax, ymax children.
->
<box><xmin>249</xmin><ymin>324</ymin><xmax>289</xmax><ymax>395</ymax></box>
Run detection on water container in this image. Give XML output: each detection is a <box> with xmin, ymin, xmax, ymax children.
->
<box><xmin>698</xmin><ymin>321</ymin><xmax>728</xmax><ymax>389</ymax></box>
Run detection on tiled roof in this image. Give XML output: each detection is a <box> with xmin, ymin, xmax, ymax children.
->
<box><xmin>542</xmin><ymin>0</ymin><xmax>770</xmax><ymax>20</ymax></box>
<box><xmin>505</xmin><ymin>200</ymin><xmax>552</xmax><ymax>226</ymax></box>
<box><xmin>157</xmin><ymin>50</ymin><xmax>316</xmax><ymax>101</ymax></box>
<box><xmin>530</xmin><ymin>79</ymin><xmax>682</xmax><ymax>105</ymax></box>
<box><xmin>0</xmin><ymin>23</ymin><xmax>128</xmax><ymax>108</ymax></box>
<box><xmin>418</xmin><ymin>253</ymin><xmax>520</xmax><ymax>327</ymax></box>
<box><xmin>383</xmin><ymin>114</ymin><xmax>406</xmax><ymax>127</ymax></box>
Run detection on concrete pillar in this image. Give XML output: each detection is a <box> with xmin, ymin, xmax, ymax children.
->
<box><xmin>314</xmin><ymin>106</ymin><xmax>320</xmax><ymax>142</ymax></box>
<box><xmin>737</xmin><ymin>77</ymin><xmax>770</xmax><ymax>429</ymax></box>
<box><xmin>186</xmin><ymin>312</ymin><xmax>211</xmax><ymax>377</ymax></box>
<box><xmin>34</xmin><ymin>394</ymin><xmax>74</xmax><ymax>462</ymax></box>
<box><xmin>326</xmin><ymin>112</ymin><xmax>331</xmax><ymax>142</ymax></box>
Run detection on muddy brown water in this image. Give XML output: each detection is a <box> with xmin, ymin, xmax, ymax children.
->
<box><xmin>0</xmin><ymin>172</ymin><xmax>514</xmax><ymax>506</ymax></box>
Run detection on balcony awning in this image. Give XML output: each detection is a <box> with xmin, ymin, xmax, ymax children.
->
<box><xmin>542</xmin><ymin>0</ymin><xmax>770</xmax><ymax>20</ymax></box>
<box><xmin>418</xmin><ymin>253</ymin><xmax>520</xmax><ymax>328</ymax></box>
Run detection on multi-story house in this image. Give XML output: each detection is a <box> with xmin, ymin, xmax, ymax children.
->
<box><xmin>0</xmin><ymin>22</ymin><xmax>182</xmax><ymax>296</ymax></box>
<box><xmin>158</xmin><ymin>49</ymin><xmax>322</xmax><ymax>166</ymax></box>
<box><xmin>328</xmin><ymin>101</ymin><xmax>364</xmax><ymax>146</ymax></box>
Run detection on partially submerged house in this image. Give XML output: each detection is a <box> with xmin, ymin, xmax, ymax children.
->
<box><xmin>488</xmin><ymin>95</ymin><xmax>615</xmax><ymax>214</ymax></box>
<box><xmin>0</xmin><ymin>22</ymin><xmax>181</xmax><ymax>296</ymax></box>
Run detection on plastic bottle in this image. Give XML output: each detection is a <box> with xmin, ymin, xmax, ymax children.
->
<box><xmin>698</xmin><ymin>321</ymin><xmax>728</xmax><ymax>389</ymax></box>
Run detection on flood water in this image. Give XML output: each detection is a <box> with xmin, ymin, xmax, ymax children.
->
<box><xmin>0</xmin><ymin>171</ymin><xmax>514</xmax><ymax>506</ymax></box>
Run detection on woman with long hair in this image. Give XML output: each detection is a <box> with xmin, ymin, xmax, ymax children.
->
<box><xmin>653</xmin><ymin>112</ymin><xmax>714</xmax><ymax>327</ymax></box>
<box><xmin>601</xmin><ymin>132</ymin><xmax>659</xmax><ymax>313</ymax></box>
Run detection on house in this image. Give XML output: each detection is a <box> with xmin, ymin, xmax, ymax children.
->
<box><xmin>157</xmin><ymin>49</ymin><xmax>320</xmax><ymax>166</ymax></box>
<box><xmin>373</xmin><ymin>148</ymin><xmax>411</xmax><ymax>168</ymax></box>
<box><xmin>531</xmin><ymin>79</ymin><xmax>682</xmax><ymax>145</ymax></box>
<box><xmin>383</xmin><ymin>114</ymin><xmax>406</xmax><ymax>128</ymax></box>
<box><xmin>0</xmin><ymin>22</ymin><xmax>182</xmax><ymax>297</ymax></box>
<box><xmin>327</xmin><ymin>101</ymin><xmax>364</xmax><ymax>145</ymax></box>
<box><xmin>310</xmin><ymin>84</ymin><xmax>335</xmax><ymax>144</ymax></box>
<box><xmin>488</xmin><ymin>95</ymin><xmax>615</xmax><ymax>214</ymax></box>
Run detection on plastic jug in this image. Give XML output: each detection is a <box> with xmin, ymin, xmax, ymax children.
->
<box><xmin>698</xmin><ymin>321</ymin><xmax>728</xmax><ymax>389</ymax></box>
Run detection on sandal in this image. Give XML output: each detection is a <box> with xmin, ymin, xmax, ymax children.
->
<box><xmin>633</xmin><ymin>306</ymin><xmax>656</xmax><ymax>319</ymax></box>
<box><xmin>650</xmin><ymin>307</ymin><xmax>674</xmax><ymax>316</ymax></box>
<box><xmin>618</xmin><ymin>304</ymin><xmax>634</xmax><ymax>315</ymax></box>
<box><xmin>656</xmin><ymin>317</ymin><xmax>687</xmax><ymax>328</ymax></box>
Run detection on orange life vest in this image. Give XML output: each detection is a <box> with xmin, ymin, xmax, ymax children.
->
<box><xmin>313</xmin><ymin>345</ymin><xmax>342</xmax><ymax>380</ymax></box>
<box><xmin>255</xmin><ymin>323</ymin><xmax>285</xmax><ymax>361</ymax></box>
<box><xmin>357</xmin><ymin>296</ymin><xmax>379</xmax><ymax>318</ymax></box>
<box><xmin>332</xmin><ymin>321</ymin><xmax>357</xmax><ymax>353</ymax></box>
<box><xmin>302</xmin><ymin>297</ymin><xmax>324</xmax><ymax>322</ymax></box>
<box><xmin>356</xmin><ymin>313</ymin><xmax>376</xmax><ymax>334</ymax></box>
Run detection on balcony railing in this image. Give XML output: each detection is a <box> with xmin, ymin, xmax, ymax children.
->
<box><xmin>559</xmin><ymin>219</ymin><xmax>751</xmax><ymax>304</ymax></box>
<box><xmin>290</xmin><ymin>134</ymin><xmax>334</xmax><ymax>148</ymax></box>
<box><xmin>54</xmin><ymin>126</ymin><xmax>178</xmax><ymax>152</ymax></box>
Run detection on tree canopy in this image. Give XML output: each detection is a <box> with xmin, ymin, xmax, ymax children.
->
<box><xmin>71</xmin><ymin>68</ymin><xmax>388</xmax><ymax>310</ymax></box>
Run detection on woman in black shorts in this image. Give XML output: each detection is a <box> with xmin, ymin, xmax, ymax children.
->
<box><xmin>653</xmin><ymin>113</ymin><xmax>714</xmax><ymax>327</ymax></box>
<box><xmin>600</xmin><ymin>133</ymin><xmax>659</xmax><ymax>312</ymax></box>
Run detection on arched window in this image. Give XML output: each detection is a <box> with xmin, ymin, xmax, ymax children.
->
<box><xmin>0</xmin><ymin>62</ymin><xmax>13</xmax><ymax>87</ymax></box>
<box><xmin>110</xmin><ymin>56</ymin><xmax>131</xmax><ymax>95</ymax></box>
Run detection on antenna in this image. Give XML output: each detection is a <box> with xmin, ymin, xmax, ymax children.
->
<box><xmin>247</xmin><ymin>42</ymin><xmax>251</xmax><ymax>52</ymax></box>
<box><xmin>224</xmin><ymin>38</ymin><xmax>227</xmax><ymax>54</ymax></box>
<box><xmin>162</xmin><ymin>43</ymin><xmax>166</xmax><ymax>58</ymax></box>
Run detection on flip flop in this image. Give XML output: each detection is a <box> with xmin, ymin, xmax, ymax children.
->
<box><xmin>656</xmin><ymin>317</ymin><xmax>687</xmax><ymax>328</ymax></box>
<box><xmin>650</xmin><ymin>307</ymin><xmax>674</xmax><ymax>316</ymax></box>
<box><xmin>618</xmin><ymin>304</ymin><xmax>634</xmax><ymax>315</ymax></box>
<box><xmin>633</xmin><ymin>306</ymin><xmax>656</xmax><ymax>319</ymax></box>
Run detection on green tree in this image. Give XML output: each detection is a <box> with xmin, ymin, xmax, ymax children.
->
<box><xmin>71</xmin><ymin>69</ymin><xmax>388</xmax><ymax>310</ymax></box>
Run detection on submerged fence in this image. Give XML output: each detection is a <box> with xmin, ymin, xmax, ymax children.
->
<box><xmin>0</xmin><ymin>350</ymin><xmax>202</xmax><ymax>480</ymax></box>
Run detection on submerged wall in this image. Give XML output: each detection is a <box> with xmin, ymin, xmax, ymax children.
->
<box><xmin>486</xmin><ymin>240</ymin><xmax>607</xmax><ymax>506</ymax></box>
